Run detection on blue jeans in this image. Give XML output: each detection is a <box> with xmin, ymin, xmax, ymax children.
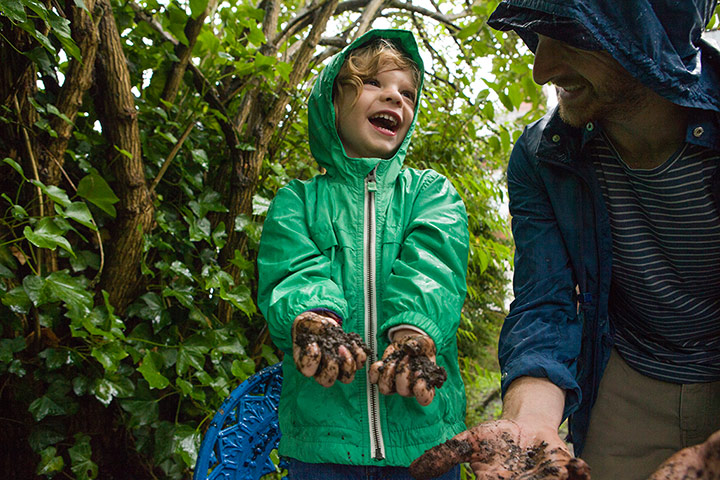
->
<box><xmin>285</xmin><ymin>458</ymin><xmax>461</xmax><ymax>480</ymax></box>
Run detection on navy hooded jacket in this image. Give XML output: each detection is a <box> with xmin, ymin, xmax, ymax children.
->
<box><xmin>487</xmin><ymin>0</ymin><xmax>720</xmax><ymax>454</ymax></box>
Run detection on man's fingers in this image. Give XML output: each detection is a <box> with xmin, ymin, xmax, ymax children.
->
<box><xmin>409</xmin><ymin>433</ymin><xmax>478</xmax><ymax>480</ymax></box>
<box><xmin>565</xmin><ymin>458</ymin><xmax>592</xmax><ymax>480</ymax></box>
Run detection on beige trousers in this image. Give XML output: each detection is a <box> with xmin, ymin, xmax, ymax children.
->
<box><xmin>580</xmin><ymin>349</ymin><xmax>720</xmax><ymax>480</ymax></box>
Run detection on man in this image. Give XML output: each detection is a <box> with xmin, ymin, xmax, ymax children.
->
<box><xmin>410</xmin><ymin>1</ymin><xmax>720</xmax><ymax>479</ymax></box>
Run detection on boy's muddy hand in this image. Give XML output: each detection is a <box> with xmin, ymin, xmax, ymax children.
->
<box><xmin>368</xmin><ymin>333</ymin><xmax>446</xmax><ymax>406</ymax></box>
<box><xmin>292</xmin><ymin>311</ymin><xmax>369</xmax><ymax>387</ymax></box>
<box><xmin>409</xmin><ymin>419</ymin><xmax>591</xmax><ymax>480</ymax></box>
<box><xmin>648</xmin><ymin>429</ymin><xmax>720</xmax><ymax>480</ymax></box>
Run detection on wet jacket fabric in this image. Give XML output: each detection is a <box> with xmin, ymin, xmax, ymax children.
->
<box><xmin>257</xmin><ymin>29</ymin><xmax>469</xmax><ymax>466</ymax></box>
<box><xmin>487</xmin><ymin>0</ymin><xmax>720</xmax><ymax>455</ymax></box>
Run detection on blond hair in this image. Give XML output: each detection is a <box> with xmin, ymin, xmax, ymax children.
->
<box><xmin>333</xmin><ymin>39</ymin><xmax>421</xmax><ymax>108</ymax></box>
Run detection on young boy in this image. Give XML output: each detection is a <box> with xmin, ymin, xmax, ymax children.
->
<box><xmin>257</xmin><ymin>29</ymin><xmax>469</xmax><ymax>479</ymax></box>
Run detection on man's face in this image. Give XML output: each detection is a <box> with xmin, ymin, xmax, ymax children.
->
<box><xmin>335</xmin><ymin>63</ymin><xmax>416</xmax><ymax>159</ymax></box>
<box><xmin>532</xmin><ymin>35</ymin><xmax>649</xmax><ymax>127</ymax></box>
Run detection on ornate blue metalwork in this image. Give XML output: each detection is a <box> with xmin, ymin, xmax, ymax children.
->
<box><xmin>194</xmin><ymin>362</ymin><xmax>284</xmax><ymax>480</ymax></box>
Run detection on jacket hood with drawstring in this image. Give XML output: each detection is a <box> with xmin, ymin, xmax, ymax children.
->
<box><xmin>308</xmin><ymin>29</ymin><xmax>425</xmax><ymax>183</ymax></box>
<box><xmin>488</xmin><ymin>0</ymin><xmax>720</xmax><ymax>112</ymax></box>
<box><xmin>257</xmin><ymin>29</ymin><xmax>469</xmax><ymax>466</ymax></box>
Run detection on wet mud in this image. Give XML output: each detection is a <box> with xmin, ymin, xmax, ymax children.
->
<box><xmin>378</xmin><ymin>339</ymin><xmax>447</xmax><ymax>389</ymax></box>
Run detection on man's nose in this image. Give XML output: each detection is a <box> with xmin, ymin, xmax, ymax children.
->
<box><xmin>532</xmin><ymin>35</ymin><xmax>562</xmax><ymax>86</ymax></box>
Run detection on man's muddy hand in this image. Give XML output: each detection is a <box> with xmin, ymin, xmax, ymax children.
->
<box><xmin>368</xmin><ymin>333</ymin><xmax>446</xmax><ymax>406</ymax></box>
<box><xmin>648</xmin><ymin>429</ymin><xmax>720</xmax><ymax>480</ymax></box>
<box><xmin>292</xmin><ymin>311</ymin><xmax>369</xmax><ymax>387</ymax></box>
<box><xmin>409</xmin><ymin>419</ymin><xmax>591</xmax><ymax>480</ymax></box>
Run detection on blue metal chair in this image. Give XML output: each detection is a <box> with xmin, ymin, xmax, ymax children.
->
<box><xmin>193</xmin><ymin>362</ymin><xmax>284</xmax><ymax>480</ymax></box>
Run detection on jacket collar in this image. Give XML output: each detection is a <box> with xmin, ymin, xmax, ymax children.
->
<box><xmin>535</xmin><ymin>107</ymin><xmax>720</xmax><ymax>164</ymax></box>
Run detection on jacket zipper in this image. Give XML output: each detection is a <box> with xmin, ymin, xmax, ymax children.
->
<box><xmin>364</xmin><ymin>166</ymin><xmax>385</xmax><ymax>460</ymax></box>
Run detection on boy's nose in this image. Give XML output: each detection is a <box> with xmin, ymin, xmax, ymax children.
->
<box><xmin>533</xmin><ymin>35</ymin><xmax>564</xmax><ymax>86</ymax></box>
<box><xmin>383</xmin><ymin>89</ymin><xmax>402</xmax><ymax>104</ymax></box>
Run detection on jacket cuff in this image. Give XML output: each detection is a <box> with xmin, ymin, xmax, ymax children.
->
<box><xmin>305</xmin><ymin>308</ymin><xmax>343</xmax><ymax>326</ymax></box>
<box><xmin>387</xmin><ymin>324</ymin><xmax>427</xmax><ymax>342</ymax></box>
<box><xmin>500</xmin><ymin>354</ymin><xmax>582</xmax><ymax>421</ymax></box>
<box><xmin>380</xmin><ymin>312</ymin><xmax>444</xmax><ymax>350</ymax></box>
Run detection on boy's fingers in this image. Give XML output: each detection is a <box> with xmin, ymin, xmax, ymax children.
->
<box><xmin>315</xmin><ymin>354</ymin><xmax>340</xmax><ymax>387</ymax></box>
<box><xmin>381</xmin><ymin>343</ymin><xmax>399</xmax><ymax>360</ymax></box>
<box><xmin>294</xmin><ymin>343</ymin><xmax>321</xmax><ymax>377</ymax></box>
<box><xmin>413</xmin><ymin>378</ymin><xmax>434</xmax><ymax>406</ymax></box>
<box><xmin>378</xmin><ymin>357</ymin><xmax>399</xmax><ymax>395</ymax></box>
<box><xmin>368</xmin><ymin>360</ymin><xmax>382</xmax><ymax>384</ymax></box>
<box><xmin>337</xmin><ymin>345</ymin><xmax>357</xmax><ymax>384</ymax></box>
<box><xmin>350</xmin><ymin>341</ymin><xmax>368</xmax><ymax>367</ymax></box>
<box><xmin>395</xmin><ymin>357</ymin><xmax>412</xmax><ymax>396</ymax></box>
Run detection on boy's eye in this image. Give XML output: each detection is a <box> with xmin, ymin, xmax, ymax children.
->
<box><xmin>402</xmin><ymin>91</ymin><xmax>416</xmax><ymax>102</ymax></box>
<box><xmin>364</xmin><ymin>79</ymin><xmax>380</xmax><ymax>87</ymax></box>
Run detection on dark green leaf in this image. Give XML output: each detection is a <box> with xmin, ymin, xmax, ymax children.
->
<box><xmin>174</xmin><ymin>424</ymin><xmax>201</xmax><ymax>467</ymax></box>
<box><xmin>2</xmin><ymin>286</ymin><xmax>31</xmax><ymax>314</ymax></box>
<box><xmin>61</xmin><ymin>202</ymin><xmax>97</xmax><ymax>230</ymax></box>
<box><xmin>76</xmin><ymin>172</ymin><xmax>119</xmax><ymax>217</ymax></box>
<box><xmin>68</xmin><ymin>434</ymin><xmax>98</xmax><ymax>480</ymax></box>
<box><xmin>1</xmin><ymin>0</ymin><xmax>27</xmax><ymax>22</ymax></box>
<box><xmin>24</xmin><ymin>218</ymin><xmax>74</xmax><ymax>256</ymax></box>
<box><xmin>176</xmin><ymin>345</ymin><xmax>206</xmax><ymax>375</ymax></box>
<box><xmin>91</xmin><ymin>342</ymin><xmax>128</xmax><ymax>373</ymax></box>
<box><xmin>29</xmin><ymin>395</ymin><xmax>66</xmax><ymax>421</ymax></box>
<box><xmin>36</xmin><ymin>447</ymin><xmax>65</xmax><ymax>475</ymax></box>
<box><xmin>3</xmin><ymin>157</ymin><xmax>26</xmax><ymax>178</ymax></box>
<box><xmin>43</xmin><ymin>270</ymin><xmax>93</xmax><ymax>313</ymax></box>
<box><xmin>137</xmin><ymin>352</ymin><xmax>170</xmax><ymax>389</ymax></box>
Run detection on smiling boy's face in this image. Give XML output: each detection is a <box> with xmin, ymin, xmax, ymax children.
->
<box><xmin>334</xmin><ymin>62</ymin><xmax>416</xmax><ymax>159</ymax></box>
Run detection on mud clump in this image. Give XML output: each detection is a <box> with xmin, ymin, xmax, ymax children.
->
<box><xmin>378</xmin><ymin>340</ymin><xmax>447</xmax><ymax>389</ymax></box>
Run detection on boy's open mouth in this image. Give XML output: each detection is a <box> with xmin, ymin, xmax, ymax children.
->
<box><xmin>369</xmin><ymin>112</ymin><xmax>400</xmax><ymax>134</ymax></box>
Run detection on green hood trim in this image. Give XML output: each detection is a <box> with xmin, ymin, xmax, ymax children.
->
<box><xmin>308</xmin><ymin>29</ymin><xmax>424</xmax><ymax>184</ymax></box>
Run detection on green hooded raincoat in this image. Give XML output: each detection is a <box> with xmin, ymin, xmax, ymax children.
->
<box><xmin>257</xmin><ymin>29</ymin><xmax>469</xmax><ymax>467</ymax></box>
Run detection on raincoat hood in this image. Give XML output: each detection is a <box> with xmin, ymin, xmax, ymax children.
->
<box><xmin>487</xmin><ymin>0</ymin><xmax>720</xmax><ymax>112</ymax></box>
<box><xmin>308</xmin><ymin>29</ymin><xmax>425</xmax><ymax>181</ymax></box>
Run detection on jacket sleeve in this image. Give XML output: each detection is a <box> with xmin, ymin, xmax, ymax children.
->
<box><xmin>378</xmin><ymin>171</ymin><xmax>469</xmax><ymax>351</ymax></box>
<box><xmin>257</xmin><ymin>182</ymin><xmax>348</xmax><ymax>354</ymax></box>
<box><xmin>502</xmin><ymin>127</ymin><xmax>584</xmax><ymax>419</ymax></box>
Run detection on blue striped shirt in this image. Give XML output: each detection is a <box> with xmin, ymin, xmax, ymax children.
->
<box><xmin>590</xmin><ymin>134</ymin><xmax>720</xmax><ymax>383</ymax></box>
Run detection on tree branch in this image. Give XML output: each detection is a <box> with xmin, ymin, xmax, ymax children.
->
<box><xmin>160</xmin><ymin>0</ymin><xmax>219</xmax><ymax>104</ymax></box>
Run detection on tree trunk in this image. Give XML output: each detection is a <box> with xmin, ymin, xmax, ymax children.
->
<box><xmin>94</xmin><ymin>0</ymin><xmax>154</xmax><ymax>313</ymax></box>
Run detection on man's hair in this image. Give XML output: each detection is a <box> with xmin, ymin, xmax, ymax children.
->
<box><xmin>333</xmin><ymin>38</ymin><xmax>421</xmax><ymax>107</ymax></box>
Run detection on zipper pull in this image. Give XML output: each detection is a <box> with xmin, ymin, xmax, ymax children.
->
<box><xmin>367</xmin><ymin>167</ymin><xmax>377</xmax><ymax>192</ymax></box>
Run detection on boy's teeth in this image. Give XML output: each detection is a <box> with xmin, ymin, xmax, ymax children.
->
<box><xmin>370</xmin><ymin>113</ymin><xmax>397</xmax><ymax>126</ymax></box>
